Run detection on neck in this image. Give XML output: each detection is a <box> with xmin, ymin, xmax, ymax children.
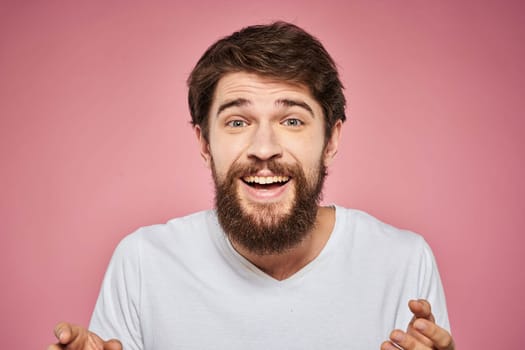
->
<box><xmin>231</xmin><ymin>206</ymin><xmax>336</xmax><ymax>281</ymax></box>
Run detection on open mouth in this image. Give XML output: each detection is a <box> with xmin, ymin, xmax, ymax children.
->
<box><xmin>241</xmin><ymin>175</ymin><xmax>290</xmax><ymax>190</ymax></box>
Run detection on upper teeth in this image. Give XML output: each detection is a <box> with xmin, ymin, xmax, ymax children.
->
<box><xmin>243</xmin><ymin>176</ymin><xmax>289</xmax><ymax>184</ymax></box>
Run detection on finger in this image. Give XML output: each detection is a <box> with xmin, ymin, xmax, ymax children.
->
<box><xmin>380</xmin><ymin>340</ymin><xmax>401</xmax><ymax>350</ymax></box>
<box><xmin>389</xmin><ymin>329</ymin><xmax>429</xmax><ymax>350</ymax></box>
<box><xmin>413</xmin><ymin>319</ymin><xmax>455</xmax><ymax>350</ymax></box>
<box><xmin>104</xmin><ymin>339</ymin><xmax>123</xmax><ymax>350</ymax></box>
<box><xmin>408</xmin><ymin>299</ymin><xmax>435</xmax><ymax>322</ymax></box>
<box><xmin>86</xmin><ymin>332</ymin><xmax>105</xmax><ymax>350</ymax></box>
<box><xmin>407</xmin><ymin>323</ymin><xmax>434</xmax><ymax>348</ymax></box>
<box><xmin>47</xmin><ymin>344</ymin><xmax>64</xmax><ymax>350</ymax></box>
<box><xmin>53</xmin><ymin>322</ymin><xmax>75</xmax><ymax>344</ymax></box>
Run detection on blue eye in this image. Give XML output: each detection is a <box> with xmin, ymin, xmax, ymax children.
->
<box><xmin>282</xmin><ymin>118</ymin><xmax>303</xmax><ymax>127</ymax></box>
<box><xmin>227</xmin><ymin>120</ymin><xmax>247</xmax><ymax>128</ymax></box>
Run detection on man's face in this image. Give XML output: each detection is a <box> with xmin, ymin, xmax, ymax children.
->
<box><xmin>196</xmin><ymin>72</ymin><xmax>340</xmax><ymax>255</ymax></box>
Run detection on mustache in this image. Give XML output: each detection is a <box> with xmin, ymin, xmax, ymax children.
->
<box><xmin>226</xmin><ymin>159</ymin><xmax>301</xmax><ymax>180</ymax></box>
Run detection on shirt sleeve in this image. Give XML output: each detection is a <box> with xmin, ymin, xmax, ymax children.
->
<box><xmin>417</xmin><ymin>239</ymin><xmax>451</xmax><ymax>332</ymax></box>
<box><xmin>89</xmin><ymin>233</ymin><xmax>143</xmax><ymax>350</ymax></box>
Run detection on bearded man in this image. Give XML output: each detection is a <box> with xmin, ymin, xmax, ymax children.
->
<box><xmin>49</xmin><ymin>22</ymin><xmax>455</xmax><ymax>350</ymax></box>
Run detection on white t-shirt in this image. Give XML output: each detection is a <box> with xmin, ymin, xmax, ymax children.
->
<box><xmin>90</xmin><ymin>206</ymin><xmax>450</xmax><ymax>349</ymax></box>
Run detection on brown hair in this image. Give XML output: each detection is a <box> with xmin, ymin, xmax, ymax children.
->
<box><xmin>187</xmin><ymin>21</ymin><xmax>347</xmax><ymax>141</ymax></box>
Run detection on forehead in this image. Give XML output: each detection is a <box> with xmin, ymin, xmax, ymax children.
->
<box><xmin>212</xmin><ymin>72</ymin><xmax>318</xmax><ymax>107</ymax></box>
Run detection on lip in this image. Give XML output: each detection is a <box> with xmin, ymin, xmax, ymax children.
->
<box><xmin>238</xmin><ymin>178</ymin><xmax>292</xmax><ymax>203</ymax></box>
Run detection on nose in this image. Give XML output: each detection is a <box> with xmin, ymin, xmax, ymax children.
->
<box><xmin>246</xmin><ymin>122</ymin><xmax>283</xmax><ymax>161</ymax></box>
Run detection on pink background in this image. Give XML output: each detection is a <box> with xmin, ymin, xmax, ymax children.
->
<box><xmin>1</xmin><ymin>1</ymin><xmax>524</xmax><ymax>348</ymax></box>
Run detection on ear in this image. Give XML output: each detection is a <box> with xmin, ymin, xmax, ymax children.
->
<box><xmin>323</xmin><ymin>120</ymin><xmax>343</xmax><ymax>167</ymax></box>
<box><xmin>195</xmin><ymin>125</ymin><xmax>212</xmax><ymax>168</ymax></box>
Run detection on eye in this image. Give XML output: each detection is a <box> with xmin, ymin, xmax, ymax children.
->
<box><xmin>282</xmin><ymin>118</ymin><xmax>304</xmax><ymax>127</ymax></box>
<box><xmin>226</xmin><ymin>119</ymin><xmax>248</xmax><ymax>128</ymax></box>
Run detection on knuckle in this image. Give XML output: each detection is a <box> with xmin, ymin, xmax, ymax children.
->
<box><xmin>423</xmin><ymin>323</ymin><xmax>454</xmax><ymax>349</ymax></box>
<box><xmin>401</xmin><ymin>333</ymin><xmax>427</xmax><ymax>350</ymax></box>
<box><xmin>404</xmin><ymin>335</ymin><xmax>418</xmax><ymax>349</ymax></box>
<box><xmin>436</xmin><ymin>331</ymin><xmax>454</xmax><ymax>348</ymax></box>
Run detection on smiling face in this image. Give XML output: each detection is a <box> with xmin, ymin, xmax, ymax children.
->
<box><xmin>196</xmin><ymin>72</ymin><xmax>341</xmax><ymax>254</ymax></box>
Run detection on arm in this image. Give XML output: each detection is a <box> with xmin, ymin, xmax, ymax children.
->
<box><xmin>89</xmin><ymin>234</ymin><xmax>143</xmax><ymax>349</ymax></box>
<box><xmin>381</xmin><ymin>237</ymin><xmax>454</xmax><ymax>349</ymax></box>
<box><xmin>47</xmin><ymin>322</ymin><xmax>122</xmax><ymax>350</ymax></box>
<box><xmin>381</xmin><ymin>299</ymin><xmax>455</xmax><ymax>350</ymax></box>
<box><xmin>50</xmin><ymin>234</ymin><xmax>143</xmax><ymax>350</ymax></box>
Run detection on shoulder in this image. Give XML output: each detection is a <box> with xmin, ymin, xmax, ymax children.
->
<box><xmin>114</xmin><ymin>210</ymin><xmax>219</xmax><ymax>258</ymax></box>
<box><xmin>334</xmin><ymin>205</ymin><xmax>429</xmax><ymax>257</ymax></box>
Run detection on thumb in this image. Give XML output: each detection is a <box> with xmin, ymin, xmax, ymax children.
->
<box><xmin>104</xmin><ymin>339</ymin><xmax>123</xmax><ymax>350</ymax></box>
<box><xmin>408</xmin><ymin>299</ymin><xmax>435</xmax><ymax>322</ymax></box>
<box><xmin>54</xmin><ymin>322</ymin><xmax>75</xmax><ymax>344</ymax></box>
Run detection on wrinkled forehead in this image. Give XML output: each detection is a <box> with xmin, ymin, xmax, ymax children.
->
<box><xmin>211</xmin><ymin>72</ymin><xmax>319</xmax><ymax>111</ymax></box>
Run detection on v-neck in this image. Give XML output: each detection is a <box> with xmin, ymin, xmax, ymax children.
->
<box><xmin>211</xmin><ymin>205</ymin><xmax>345</xmax><ymax>287</ymax></box>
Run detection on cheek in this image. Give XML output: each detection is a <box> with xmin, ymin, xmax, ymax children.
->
<box><xmin>209</xmin><ymin>142</ymin><xmax>244</xmax><ymax>177</ymax></box>
<box><xmin>293</xmin><ymin>141</ymin><xmax>326</xmax><ymax>178</ymax></box>
<box><xmin>289</xmin><ymin>138</ymin><xmax>325</xmax><ymax>166</ymax></box>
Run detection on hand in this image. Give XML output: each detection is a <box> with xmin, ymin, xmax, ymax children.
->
<box><xmin>47</xmin><ymin>322</ymin><xmax>122</xmax><ymax>350</ymax></box>
<box><xmin>380</xmin><ymin>299</ymin><xmax>455</xmax><ymax>350</ymax></box>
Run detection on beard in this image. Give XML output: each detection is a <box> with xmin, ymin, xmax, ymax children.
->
<box><xmin>212</xmin><ymin>158</ymin><xmax>327</xmax><ymax>256</ymax></box>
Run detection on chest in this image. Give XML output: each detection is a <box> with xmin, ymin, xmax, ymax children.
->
<box><xmin>139</xmin><ymin>259</ymin><xmax>414</xmax><ymax>349</ymax></box>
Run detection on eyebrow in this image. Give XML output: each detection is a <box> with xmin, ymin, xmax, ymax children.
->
<box><xmin>216</xmin><ymin>98</ymin><xmax>251</xmax><ymax>117</ymax></box>
<box><xmin>275</xmin><ymin>98</ymin><xmax>314</xmax><ymax>117</ymax></box>
<box><xmin>215</xmin><ymin>97</ymin><xmax>315</xmax><ymax>118</ymax></box>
